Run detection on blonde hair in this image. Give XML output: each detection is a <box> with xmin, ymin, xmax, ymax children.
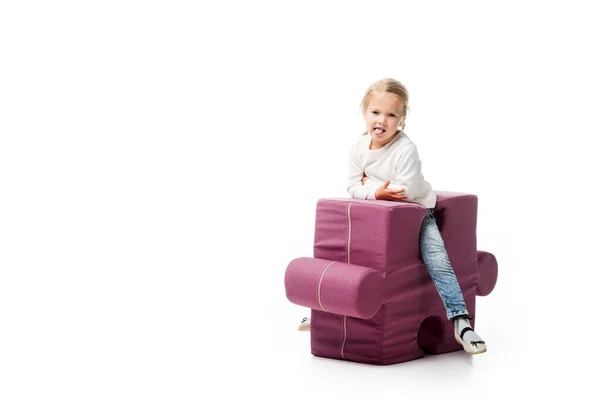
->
<box><xmin>360</xmin><ymin>78</ymin><xmax>409</xmax><ymax>135</ymax></box>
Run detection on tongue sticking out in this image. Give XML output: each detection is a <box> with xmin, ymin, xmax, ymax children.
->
<box><xmin>374</xmin><ymin>127</ymin><xmax>385</xmax><ymax>135</ymax></box>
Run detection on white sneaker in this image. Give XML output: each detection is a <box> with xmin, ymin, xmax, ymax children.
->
<box><xmin>298</xmin><ymin>317</ymin><xmax>310</xmax><ymax>331</ymax></box>
<box><xmin>454</xmin><ymin>320</ymin><xmax>487</xmax><ymax>355</ymax></box>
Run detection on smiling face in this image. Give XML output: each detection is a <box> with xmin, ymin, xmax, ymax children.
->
<box><xmin>363</xmin><ymin>92</ymin><xmax>406</xmax><ymax>150</ymax></box>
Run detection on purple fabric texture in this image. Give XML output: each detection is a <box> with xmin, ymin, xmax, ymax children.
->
<box><xmin>285</xmin><ymin>257</ymin><xmax>385</xmax><ymax>319</ymax></box>
<box><xmin>284</xmin><ymin>191</ymin><xmax>498</xmax><ymax>365</ymax></box>
<box><xmin>476</xmin><ymin>251</ymin><xmax>498</xmax><ymax>296</ymax></box>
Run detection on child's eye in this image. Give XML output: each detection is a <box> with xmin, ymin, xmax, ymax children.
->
<box><xmin>389</xmin><ymin>114</ymin><xmax>397</xmax><ymax>118</ymax></box>
<box><xmin>371</xmin><ymin>111</ymin><xmax>379</xmax><ymax>115</ymax></box>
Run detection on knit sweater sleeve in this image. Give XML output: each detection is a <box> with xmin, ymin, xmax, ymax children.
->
<box><xmin>347</xmin><ymin>139</ymin><xmax>377</xmax><ymax>200</ymax></box>
<box><xmin>387</xmin><ymin>143</ymin><xmax>423</xmax><ymax>202</ymax></box>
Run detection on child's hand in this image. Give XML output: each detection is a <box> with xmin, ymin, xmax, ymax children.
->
<box><xmin>375</xmin><ymin>180</ymin><xmax>408</xmax><ymax>201</ymax></box>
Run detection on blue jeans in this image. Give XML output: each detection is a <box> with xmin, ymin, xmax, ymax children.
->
<box><xmin>420</xmin><ymin>208</ymin><xmax>469</xmax><ymax>320</ymax></box>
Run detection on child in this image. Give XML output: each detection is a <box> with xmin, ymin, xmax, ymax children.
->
<box><xmin>298</xmin><ymin>78</ymin><xmax>486</xmax><ymax>355</ymax></box>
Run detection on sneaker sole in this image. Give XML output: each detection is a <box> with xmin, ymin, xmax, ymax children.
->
<box><xmin>454</xmin><ymin>330</ymin><xmax>487</xmax><ymax>355</ymax></box>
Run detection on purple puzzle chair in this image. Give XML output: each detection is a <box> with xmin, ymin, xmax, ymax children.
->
<box><xmin>284</xmin><ymin>191</ymin><xmax>498</xmax><ymax>365</ymax></box>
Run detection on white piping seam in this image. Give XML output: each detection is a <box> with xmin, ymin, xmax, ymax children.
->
<box><xmin>347</xmin><ymin>203</ymin><xmax>352</xmax><ymax>264</ymax></box>
<box><xmin>341</xmin><ymin>316</ymin><xmax>347</xmax><ymax>359</ymax></box>
<box><xmin>317</xmin><ymin>261</ymin><xmax>335</xmax><ymax>311</ymax></box>
<box><xmin>341</xmin><ymin>202</ymin><xmax>352</xmax><ymax>359</ymax></box>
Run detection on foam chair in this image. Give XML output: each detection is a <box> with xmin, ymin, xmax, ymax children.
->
<box><xmin>284</xmin><ymin>191</ymin><xmax>498</xmax><ymax>365</ymax></box>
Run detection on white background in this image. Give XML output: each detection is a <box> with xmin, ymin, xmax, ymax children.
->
<box><xmin>1</xmin><ymin>1</ymin><xmax>599</xmax><ymax>398</ymax></box>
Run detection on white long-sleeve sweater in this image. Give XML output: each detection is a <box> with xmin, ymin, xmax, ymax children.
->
<box><xmin>347</xmin><ymin>132</ymin><xmax>437</xmax><ymax>208</ymax></box>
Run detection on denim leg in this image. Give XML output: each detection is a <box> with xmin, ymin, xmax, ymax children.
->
<box><xmin>419</xmin><ymin>209</ymin><xmax>468</xmax><ymax>320</ymax></box>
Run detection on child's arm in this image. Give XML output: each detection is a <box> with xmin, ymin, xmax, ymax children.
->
<box><xmin>347</xmin><ymin>144</ymin><xmax>377</xmax><ymax>200</ymax></box>
<box><xmin>387</xmin><ymin>143</ymin><xmax>423</xmax><ymax>202</ymax></box>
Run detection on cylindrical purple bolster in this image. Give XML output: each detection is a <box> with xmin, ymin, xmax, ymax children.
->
<box><xmin>284</xmin><ymin>257</ymin><xmax>385</xmax><ymax>319</ymax></box>
<box><xmin>477</xmin><ymin>251</ymin><xmax>498</xmax><ymax>296</ymax></box>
